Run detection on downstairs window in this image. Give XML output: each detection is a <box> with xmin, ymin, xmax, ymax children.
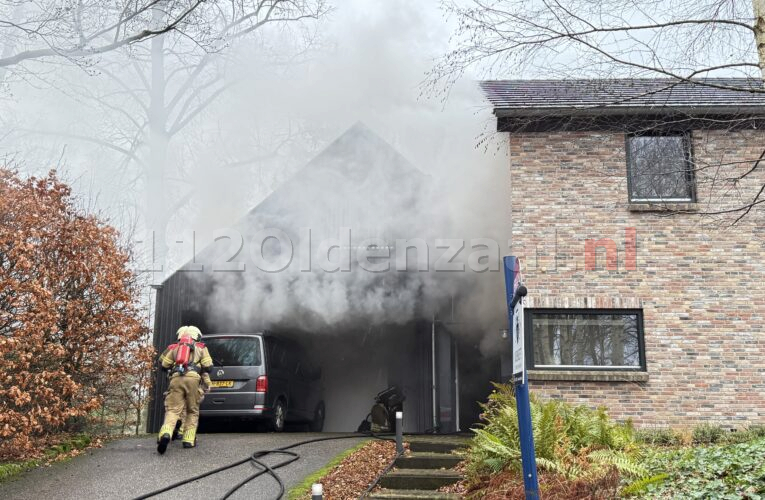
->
<box><xmin>525</xmin><ymin>309</ymin><xmax>646</xmax><ymax>371</ymax></box>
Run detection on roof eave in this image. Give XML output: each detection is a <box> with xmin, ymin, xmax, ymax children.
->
<box><xmin>493</xmin><ymin>105</ymin><xmax>765</xmax><ymax>118</ymax></box>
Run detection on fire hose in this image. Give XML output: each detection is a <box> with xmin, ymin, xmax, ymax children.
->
<box><xmin>134</xmin><ymin>387</ymin><xmax>436</xmax><ymax>499</ymax></box>
<box><xmin>132</xmin><ymin>432</ymin><xmax>393</xmax><ymax>500</ymax></box>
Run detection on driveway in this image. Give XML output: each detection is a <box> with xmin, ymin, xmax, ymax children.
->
<box><xmin>0</xmin><ymin>432</ymin><xmax>366</xmax><ymax>500</ymax></box>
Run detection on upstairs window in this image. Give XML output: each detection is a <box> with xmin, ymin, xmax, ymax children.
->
<box><xmin>626</xmin><ymin>133</ymin><xmax>694</xmax><ymax>202</ymax></box>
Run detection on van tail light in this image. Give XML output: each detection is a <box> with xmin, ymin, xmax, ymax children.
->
<box><xmin>255</xmin><ymin>375</ymin><xmax>268</xmax><ymax>393</ymax></box>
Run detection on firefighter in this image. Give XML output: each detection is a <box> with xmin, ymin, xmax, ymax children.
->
<box><xmin>156</xmin><ymin>325</ymin><xmax>212</xmax><ymax>454</ymax></box>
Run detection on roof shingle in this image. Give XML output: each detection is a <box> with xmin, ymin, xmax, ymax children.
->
<box><xmin>480</xmin><ymin>78</ymin><xmax>765</xmax><ymax>115</ymax></box>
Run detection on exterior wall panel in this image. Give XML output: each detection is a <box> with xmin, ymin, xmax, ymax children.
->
<box><xmin>509</xmin><ymin>128</ymin><xmax>765</xmax><ymax>427</ymax></box>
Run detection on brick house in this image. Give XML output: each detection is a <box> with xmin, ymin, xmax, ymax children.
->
<box><xmin>482</xmin><ymin>79</ymin><xmax>765</xmax><ymax>427</ymax></box>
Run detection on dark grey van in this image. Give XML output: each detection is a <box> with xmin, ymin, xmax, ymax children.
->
<box><xmin>200</xmin><ymin>332</ymin><xmax>325</xmax><ymax>432</ymax></box>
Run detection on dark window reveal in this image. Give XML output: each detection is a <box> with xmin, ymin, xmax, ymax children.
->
<box><xmin>527</xmin><ymin>309</ymin><xmax>645</xmax><ymax>370</ymax></box>
<box><xmin>204</xmin><ymin>336</ymin><xmax>262</xmax><ymax>367</ymax></box>
<box><xmin>626</xmin><ymin>134</ymin><xmax>694</xmax><ymax>202</ymax></box>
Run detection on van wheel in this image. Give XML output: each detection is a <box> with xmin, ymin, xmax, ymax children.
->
<box><xmin>270</xmin><ymin>399</ymin><xmax>286</xmax><ymax>432</ymax></box>
<box><xmin>309</xmin><ymin>402</ymin><xmax>325</xmax><ymax>432</ymax></box>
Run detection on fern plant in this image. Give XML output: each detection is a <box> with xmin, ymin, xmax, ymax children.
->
<box><xmin>466</xmin><ymin>383</ymin><xmax>647</xmax><ymax>486</ymax></box>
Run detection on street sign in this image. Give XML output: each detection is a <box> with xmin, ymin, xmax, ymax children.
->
<box><xmin>503</xmin><ymin>256</ymin><xmax>539</xmax><ymax>500</ymax></box>
<box><xmin>512</xmin><ymin>295</ymin><xmax>524</xmax><ymax>384</ymax></box>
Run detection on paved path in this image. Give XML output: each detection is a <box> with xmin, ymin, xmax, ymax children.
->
<box><xmin>0</xmin><ymin>432</ymin><xmax>365</xmax><ymax>500</ymax></box>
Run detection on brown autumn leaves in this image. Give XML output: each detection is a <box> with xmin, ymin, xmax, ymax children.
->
<box><xmin>0</xmin><ymin>169</ymin><xmax>153</xmax><ymax>459</ymax></box>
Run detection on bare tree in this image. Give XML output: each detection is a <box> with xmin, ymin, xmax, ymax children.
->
<box><xmin>3</xmin><ymin>0</ymin><xmax>328</xmax><ymax>279</ymax></box>
<box><xmin>0</xmin><ymin>1</ymin><xmax>215</xmax><ymax>69</ymax></box>
<box><xmin>0</xmin><ymin>1</ymin><xmax>325</xmax><ymax>71</ymax></box>
<box><xmin>434</xmin><ymin>0</ymin><xmax>765</xmax><ymax>224</ymax></box>
<box><xmin>434</xmin><ymin>0</ymin><xmax>765</xmax><ymax>85</ymax></box>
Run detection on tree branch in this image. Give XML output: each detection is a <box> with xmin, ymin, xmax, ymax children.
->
<box><xmin>0</xmin><ymin>0</ymin><xmax>205</xmax><ymax>68</ymax></box>
<box><xmin>16</xmin><ymin>128</ymin><xmax>142</xmax><ymax>164</ymax></box>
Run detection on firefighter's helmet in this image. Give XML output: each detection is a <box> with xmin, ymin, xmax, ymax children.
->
<box><xmin>176</xmin><ymin>325</ymin><xmax>202</xmax><ymax>341</ymax></box>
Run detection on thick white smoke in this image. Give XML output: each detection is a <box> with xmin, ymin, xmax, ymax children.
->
<box><xmin>177</xmin><ymin>0</ymin><xmax>511</xmax><ymax>340</ymax></box>
<box><xmin>190</xmin><ymin>119</ymin><xmax>506</xmax><ymax>334</ymax></box>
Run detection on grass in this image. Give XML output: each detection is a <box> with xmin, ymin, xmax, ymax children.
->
<box><xmin>0</xmin><ymin>458</ymin><xmax>40</xmax><ymax>483</ymax></box>
<box><xmin>286</xmin><ymin>439</ymin><xmax>371</xmax><ymax>500</ymax></box>
<box><xmin>0</xmin><ymin>434</ymin><xmax>92</xmax><ymax>483</ymax></box>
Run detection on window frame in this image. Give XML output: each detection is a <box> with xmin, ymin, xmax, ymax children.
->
<box><xmin>524</xmin><ymin>308</ymin><xmax>647</xmax><ymax>372</ymax></box>
<box><xmin>625</xmin><ymin>132</ymin><xmax>696</xmax><ymax>204</ymax></box>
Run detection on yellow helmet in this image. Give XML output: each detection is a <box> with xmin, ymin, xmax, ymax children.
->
<box><xmin>176</xmin><ymin>325</ymin><xmax>202</xmax><ymax>341</ymax></box>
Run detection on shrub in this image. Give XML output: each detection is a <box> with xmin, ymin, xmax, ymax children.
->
<box><xmin>691</xmin><ymin>423</ymin><xmax>724</xmax><ymax>445</ymax></box>
<box><xmin>722</xmin><ymin>430</ymin><xmax>752</xmax><ymax>445</ymax></box>
<box><xmin>747</xmin><ymin>425</ymin><xmax>765</xmax><ymax>438</ymax></box>
<box><xmin>0</xmin><ymin>169</ymin><xmax>152</xmax><ymax>459</ymax></box>
<box><xmin>721</xmin><ymin>425</ymin><xmax>765</xmax><ymax>444</ymax></box>
<box><xmin>634</xmin><ymin>428</ymin><xmax>683</xmax><ymax>446</ymax></box>
<box><xmin>467</xmin><ymin>383</ymin><xmax>647</xmax><ymax>486</ymax></box>
<box><xmin>744</xmin><ymin>425</ymin><xmax>765</xmax><ymax>439</ymax></box>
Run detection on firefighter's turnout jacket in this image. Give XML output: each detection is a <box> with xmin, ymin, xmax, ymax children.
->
<box><xmin>157</xmin><ymin>334</ymin><xmax>213</xmax><ymax>448</ymax></box>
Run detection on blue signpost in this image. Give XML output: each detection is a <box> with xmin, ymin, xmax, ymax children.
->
<box><xmin>503</xmin><ymin>256</ymin><xmax>540</xmax><ymax>500</ymax></box>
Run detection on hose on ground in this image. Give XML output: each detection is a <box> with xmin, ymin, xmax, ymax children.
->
<box><xmin>133</xmin><ymin>432</ymin><xmax>395</xmax><ymax>500</ymax></box>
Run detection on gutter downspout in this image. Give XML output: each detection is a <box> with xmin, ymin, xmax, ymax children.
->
<box><xmin>454</xmin><ymin>338</ymin><xmax>460</xmax><ymax>432</ymax></box>
<box><xmin>432</xmin><ymin>317</ymin><xmax>437</xmax><ymax>432</ymax></box>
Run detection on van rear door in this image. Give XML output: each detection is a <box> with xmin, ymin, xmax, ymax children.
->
<box><xmin>200</xmin><ymin>335</ymin><xmax>265</xmax><ymax>412</ymax></box>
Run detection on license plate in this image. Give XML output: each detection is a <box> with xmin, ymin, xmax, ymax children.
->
<box><xmin>210</xmin><ymin>380</ymin><xmax>234</xmax><ymax>388</ymax></box>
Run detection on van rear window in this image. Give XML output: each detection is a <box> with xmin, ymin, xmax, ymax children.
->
<box><xmin>204</xmin><ymin>337</ymin><xmax>262</xmax><ymax>367</ymax></box>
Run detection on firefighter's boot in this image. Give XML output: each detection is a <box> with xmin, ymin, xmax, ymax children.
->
<box><xmin>157</xmin><ymin>424</ymin><xmax>174</xmax><ymax>454</ymax></box>
<box><xmin>157</xmin><ymin>433</ymin><xmax>171</xmax><ymax>454</ymax></box>
<box><xmin>182</xmin><ymin>428</ymin><xmax>197</xmax><ymax>449</ymax></box>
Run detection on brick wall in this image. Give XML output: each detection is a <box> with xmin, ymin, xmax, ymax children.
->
<box><xmin>509</xmin><ymin>128</ymin><xmax>765</xmax><ymax>428</ymax></box>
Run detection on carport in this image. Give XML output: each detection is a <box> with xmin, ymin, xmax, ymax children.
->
<box><xmin>148</xmin><ymin>274</ymin><xmax>500</xmax><ymax>433</ymax></box>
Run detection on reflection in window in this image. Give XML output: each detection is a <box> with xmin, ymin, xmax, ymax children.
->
<box><xmin>627</xmin><ymin>134</ymin><xmax>694</xmax><ymax>202</ymax></box>
<box><xmin>204</xmin><ymin>337</ymin><xmax>262</xmax><ymax>367</ymax></box>
<box><xmin>530</xmin><ymin>311</ymin><xmax>643</xmax><ymax>369</ymax></box>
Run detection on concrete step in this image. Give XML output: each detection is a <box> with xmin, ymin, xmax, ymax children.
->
<box><xmin>368</xmin><ymin>489</ymin><xmax>460</xmax><ymax>500</ymax></box>
<box><xmin>379</xmin><ymin>469</ymin><xmax>461</xmax><ymax>490</ymax></box>
<box><xmin>405</xmin><ymin>436</ymin><xmax>469</xmax><ymax>454</ymax></box>
<box><xmin>394</xmin><ymin>452</ymin><xmax>463</xmax><ymax>470</ymax></box>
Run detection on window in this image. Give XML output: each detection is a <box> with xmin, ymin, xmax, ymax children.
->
<box><xmin>525</xmin><ymin>309</ymin><xmax>645</xmax><ymax>370</ymax></box>
<box><xmin>626</xmin><ymin>133</ymin><xmax>694</xmax><ymax>202</ymax></box>
<box><xmin>205</xmin><ymin>336</ymin><xmax>262</xmax><ymax>367</ymax></box>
